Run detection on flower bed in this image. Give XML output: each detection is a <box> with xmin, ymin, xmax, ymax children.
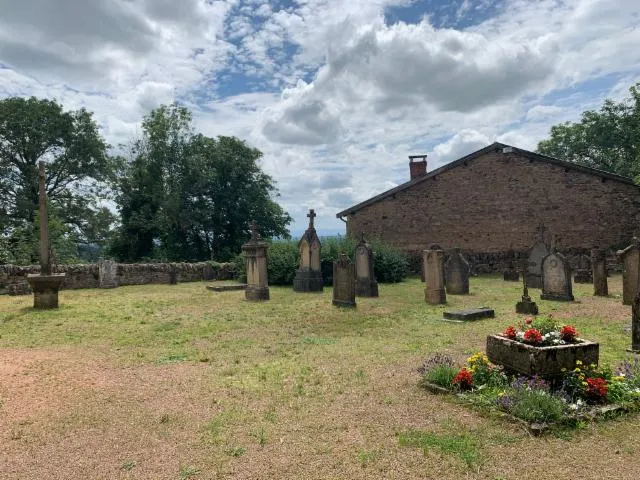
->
<box><xmin>418</xmin><ymin>353</ymin><xmax>640</xmax><ymax>434</ymax></box>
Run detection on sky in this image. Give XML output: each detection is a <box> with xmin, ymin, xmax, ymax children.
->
<box><xmin>1</xmin><ymin>0</ymin><xmax>639</xmax><ymax>236</ymax></box>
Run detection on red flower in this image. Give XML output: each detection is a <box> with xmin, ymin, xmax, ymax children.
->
<box><xmin>524</xmin><ymin>317</ymin><xmax>533</xmax><ymax>325</ymax></box>
<box><xmin>523</xmin><ymin>328</ymin><xmax>543</xmax><ymax>345</ymax></box>
<box><xmin>503</xmin><ymin>326</ymin><xmax>517</xmax><ymax>339</ymax></box>
<box><xmin>560</xmin><ymin>325</ymin><xmax>578</xmax><ymax>342</ymax></box>
<box><xmin>586</xmin><ymin>377</ymin><xmax>608</xmax><ymax>399</ymax></box>
<box><xmin>452</xmin><ymin>368</ymin><xmax>473</xmax><ymax>390</ymax></box>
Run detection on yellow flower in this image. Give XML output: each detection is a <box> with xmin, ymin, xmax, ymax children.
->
<box><xmin>576</xmin><ymin>360</ymin><xmax>583</xmax><ymax>365</ymax></box>
<box><xmin>582</xmin><ymin>382</ymin><xmax>588</xmax><ymax>386</ymax></box>
<box><xmin>574</xmin><ymin>368</ymin><xmax>581</xmax><ymax>372</ymax></box>
<box><xmin>578</xmin><ymin>374</ymin><xmax>585</xmax><ymax>380</ymax></box>
<box><xmin>590</xmin><ymin>363</ymin><xmax>597</xmax><ymax>368</ymax></box>
<box><xmin>614</xmin><ymin>376</ymin><xmax>625</xmax><ymax>382</ymax></box>
<box><xmin>561</xmin><ymin>368</ymin><xmax>567</xmax><ymax>372</ymax></box>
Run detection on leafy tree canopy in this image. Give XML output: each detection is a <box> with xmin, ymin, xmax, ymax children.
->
<box><xmin>109</xmin><ymin>104</ymin><xmax>292</xmax><ymax>262</ymax></box>
<box><xmin>537</xmin><ymin>83</ymin><xmax>640</xmax><ymax>181</ymax></box>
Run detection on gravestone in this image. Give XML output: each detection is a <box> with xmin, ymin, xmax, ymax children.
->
<box><xmin>169</xmin><ymin>264</ymin><xmax>178</xmax><ymax>285</ymax></box>
<box><xmin>541</xmin><ymin>250</ymin><xmax>574</xmax><ymax>301</ymax></box>
<box><xmin>242</xmin><ymin>221</ymin><xmax>270</xmax><ymax>301</ymax></box>
<box><xmin>98</xmin><ymin>258</ymin><xmax>119</xmax><ymax>289</ymax></box>
<box><xmin>421</xmin><ymin>244</ymin><xmax>442</xmax><ymax>282</ymax></box>
<box><xmin>503</xmin><ymin>251</ymin><xmax>519</xmax><ymax>281</ymax></box>
<box><xmin>293</xmin><ymin>209</ymin><xmax>323</xmax><ymax>292</ymax></box>
<box><xmin>516</xmin><ymin>257</ymin><xmax>538</xmax><ymax>314</ymax></box>
<box><xmin>443</xmin><ymin>307</ymin><xmax>494</xmax><ymax>322</ymax></box>
<box><xmin>527</xmin><ymin>227</ymin><xmax>549</xmax><ymax>289</ymax></box>
<box><xmin>445</xmin><ymin>248</ymin><xmax>469</xmax><ymax>295</ymax></box>
<box><xmin>573</xmin><ymin>254</ymin><xmax>592</xmax><ymax>284</ymax></box>
<box><xmin>424</xmin><ymin>248</ymin><xmax>446</xmax><ymax>305</ymax></box>
<box><xmin>332</xmin><ymin>253</ymin><xmax>356</xmax><ymax>307</ymax></box>
<box><xmin>26</xmin><ymin>161</ymin><xmax>65</xmax><ymax>309</ymax></box>
<box><xmin>617</xmin><ymin>238</ymin><xmax>640</xmax><ymax>305</ymax></box>
<box><xmin>355</xmin><ymin>232</ymin><xmax>378</xmax><ymax>297</ymax></box>
<box><xmin>630</xmin><ymin>290</ymin><xmax>640</xmax><ymax>353</ymax></box>
<box><xmin>591</xmin><ymin>247</ymin><xmax>608</xmax><ymax>297</ymax></box>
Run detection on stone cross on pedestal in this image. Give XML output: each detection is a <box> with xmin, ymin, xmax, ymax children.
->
<box><xmin>293</xmin><ymin>208</ymin><xmax>323</xmax><ymax>292</ymax></box>
<box><xmin>516</xmin><ymin>258</ymin><xmax>538</xmax><ymax>315</ymax></box>
<box><xmin>250</xmin><ymin>220</ymin><xmax>260</xmax><ymax>241</ymax></box>
<box><xmin>27</xmin><ymin>161</ymin><xmax>66</xmax><ymax>309</ymax></box>
<box><xmin>307</xmin><ymin>209</ymin><xmax>316</xmax><ymax>229</ymax></box>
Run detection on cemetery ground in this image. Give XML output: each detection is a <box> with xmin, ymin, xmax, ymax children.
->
<box><xmin>1</xmin><ymin>277</ymin><xmax>639</xmax><ymax>479</ymax></box>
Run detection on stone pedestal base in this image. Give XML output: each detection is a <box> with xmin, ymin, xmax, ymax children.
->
<box><xmin>245</xmin><ymin>285</ymin><xmax>269</xmax><ymax>301</ymax></box>
<box><xmin>27</xmin><ymin>274</ymin><xmax>65</xmax><ymax>309</ymax></box>
<box><xmin>293</xmin><ymin>269</ymin><xmax>323</xmax><ymax>292</ymax></box>
<box><xmin>574</xmin><ymin>271</ymin><xmax>592</xmax><ymax>284</ymax></box>
<box><xmin>541</xmin><ymin>292</ymin><xmax>574</xmax><ymax>302</ymax></box>
<box><xmin>516</xmin><ymin>297</ymin><xmax>538</xmax><ymax>315</ymax></box>
<box><xmin>356</xmin><ymin>278</ymin><xmax>379</xmax><ymax>297</ymax></box>
<box><xmin>526</xmin><ymin>274</ymin><xmax>542</xmax><ymax>289</ymax></box>
<box><xmin>503</xmin><ymin>270</ymin><xmax>520</xmax><ymax>281</ymax></box>
<box><xmin>332</xmin><ymin>298</ymin><xmax>356</xmax><ymax>308</ymax></box>
<box><xmin>425</xmin><ymin>287</ymin><xmax>446</xmax><ymax>305</ymax></box>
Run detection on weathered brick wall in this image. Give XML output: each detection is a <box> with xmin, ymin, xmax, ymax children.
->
<box><xmin>346</xmin><ymin>150</ymin><xmax>640</xmax><ymax>254</ymax></box>
<box><xmin>0</xmin><ymin>262</ymin><xmax>236</xmax><ymax>295</ymax></box>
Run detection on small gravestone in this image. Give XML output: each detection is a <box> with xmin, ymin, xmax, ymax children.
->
<box><xmin>503</xmin><ymin>251</ymin><xmax>519</xmax><ymax>281</ymax></box>
<box><xmin>591</xmin><ymin>247</ymin><xmax>608</xmax><ymax>297</ymax></box>
<box><xmin>516</xmin><ymin>258</ymin><xmax>539</xmax><ymax>314</ymax></box>
<box><xmin>98</xmin><ymin>258</ymin><xmax>119</xmax><ymax>289</ymax></box>
<box><xmin>26</xmin><ymin>161</ymin><xmax>65</xmax><ymax>309</ymax></box>
<box><xmin>541</xmin><ymin>247</ymin><xmax>574</xmax><ymax>302</ymax></box>
<box><xmin>617</xmin><ymin>237</ymin><xmax>640</xmax><ymax>305</ymax></box>
<box><xmin>203</xmin><ymin>263</ymin><xmax>215</xmax><ymax>281</ymax></box>
<box><xmin>527</xmin><ymin>227</ymin><xmax>549</xmax><ymax>289</ymax></box>
<box><xmin>242</xmin><ymin>221</ymin><xmax>270</xmax><ymax>301</ymax></box>
<box><xmin>293</xmin><ymin>209</ymin><xmax>323</xmax><ymax>292</ymax></box>
<box><xmin>445</xmin><ymin>248</ymin><xmax>469</xmax><ymax>295</ymax></box>
<box><xmin>573</xmin><ymin>254</ymin><xmax>592</xmax><ymax>284</ymax></box>
<box><xmin>354</xmin><ymin>232</ymin><xmax>378</xmax><ymax>297</ymax></box>
<box><xmin>169</xmin><ymin>264</ymin><xmax>178</xmax><ymax>285</ymax></box>
<box><xmin>332</xmin><ymin>254</ymin><xmax>356</xmax><ymax>307</ymax></box>
<box><xmin>424</xmin><ymin>248</ymin><xmax>446</xmax><ymax>305</ymax></box>
<box><xmin>443</xmin><ymin>307</ymin><xmax>494</xmax><ymax>322</ymax></box>
<box><xmin>629</xmin><ymin>290</ymin><xmax>640</xmax><ymax>353</ymax></box>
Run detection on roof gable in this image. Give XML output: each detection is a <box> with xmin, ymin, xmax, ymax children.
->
<box><xmin>336</xmin><ymin>142</ymin><xmax>638</xmax><ymax>218</ymax></box>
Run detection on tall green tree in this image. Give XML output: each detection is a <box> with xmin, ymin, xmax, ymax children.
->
<box><xmin>537</xmin><ymin>83</ymin><xmax>640</xmax><ymax>180</ymax></box>
<box><xmin>110</xmin><ymin>104</ymin><xmax>291</xmax><ymax>262</ymax></box>
<box><xmin>0</xmin><ymin>97</ymin><xmax>114</xmax><ymax>263</ymax></box>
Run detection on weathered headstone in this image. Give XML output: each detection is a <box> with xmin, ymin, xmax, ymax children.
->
<box><xmin>421</xmin><ymin>244</ymin><xmax>442</xmax><ymax>282</ymax></box>
<box><xmin>26</xmin><ymin>161</ymin><xmax>66</xmax><ymax>309</ymax></box>
<box><xmin>424</xmin><ymin>248</ymin><xmax>446</xmax><ymax>305</ymax></box>
<box><xmin>169</xmin><ymin>264</ymin><xmax>178</xmax><ymax>285</ymax></box>
<box><xmin>445</xmin><ymin>248</ymin><xmax>469</xmax><ymax>295</ymax></box>
<box><xmin>355</xmin><ymin>233</ymin><xmax>378</xmax><ymax>297</ymax></box>
<box><xmin>527</xmin><ymin>227</ymin><xmax>549</xmax><ymax>289</ymax></box>
<box><xmin>293</xmin><ymin>209</ymin><xmax>323</xmax><ymax>292</ymax></box>
<box><xmin>443</xmin><ymin>307</ymin><xmax>494</xmax><ymax>322</ymax></box>
<box><xmin>332</xmin><ymin>253</ymin><xmax>356</xmax><ymax>307</ymax></box>
<box><xmin>541</xmin><ymin>248</ymin><xmax>574</xmax><ymax>301</ymax></box>
<box><xmin>573</xmin><ymin>254</ymin><xmax>592</xmax><ymax>284</ymax></box>
<box><xmin>98</xmin><ymin>258</ymin><xmax>119</xmax><ymax>289</ymax></box>
<box><xmin>630</xmin><ymin>289</ymin><xmax>640</xmax><ymax>353</ymax></box>
<box><xmin>617</xmin><ymin>237</ymin><xmax>640</xmax><ymax>305</ymax></box>
<box><xmin>503</xmin><ymin>250</ymin><xmax>519</xmax><ymax>282</ymax></box>
<box><xmin>242</xmin><ymin>221</ymin><xmax>270</xmax><ymax>301</ymax></box>
<box><xmin>591</xmin><ymin>247</ymin><xmax>608</xmax><ymax>297</ymax></box>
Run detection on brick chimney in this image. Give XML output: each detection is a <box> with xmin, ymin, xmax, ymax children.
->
<box><xmin>409</xmin><ymin>155</ymin><xmax>427</xmax><ymax>180</ymax></box>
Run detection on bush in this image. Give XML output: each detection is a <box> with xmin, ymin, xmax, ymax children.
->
<box><xmin>423</xmin><ymin>364</ymin><xmax>459</xmax><ymax>388</ymax></box>
<box><xmin>371</xmin><ymin>240</ymin><xmax>409</xmax><ymax>283</ymax></box>
<box><xmin>267</xmin><ymin>241</ymin><xmax>298</xmax><ymax>285</ymax></box>
<box><xmin>508</xmin><ymin>389</ymin><xmax>565</xmax><ymax>424</ymax></box>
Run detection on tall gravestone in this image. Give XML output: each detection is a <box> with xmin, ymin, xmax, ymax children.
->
<box><xmin>573</xmin><ymin>254</ymin><xmax>592</xmax><ymax>284</ymax></box>
<box><xmin>332</xmin><ymin>253</ymin><xmax>356</xmax><ymax>307</ymax></box>
<box><xmin>424</xmin><ymin>248</ymin><xmax>446</xmax><ymax>305</ymax></box>
<box><xmin>541</xmin><ymin>248</ymin><xmax>574</xmax><ymax>302</ymax></box>
<box><xmin>26</xmin><ymin>161</ymin><xmax>66</xmax><ymax>309</ymax></box>
<box><xmin>617</xmin><ymin>238</ymin><xmax>640</xmax><ymax>306</ymax></box>
<box><xmin>242</xmin><ymin>221</ymin><xmax>270</xmax><ymax>301</ymax></box>
<box><xmin>355</xmin><ymin>233</ymin><xmax>378</xmax><ymax>297</ymax></box>
<box><xmin>98</xmin><ymin>258</ymin><xmax>119</xmax><ymax>288</ymax></box>
<box><xmin>591</xmin><ymin>248</ymin><xmax>608</xmax><ymax>297</ymax></box>
<box><xmin>445</xmin><ymin>248</ymin><xmax>469</xmax><ymax>295</ymax></box>
<box><xmin>293</xmin><ymin>209</ymin><xmax>323</xmax><ymax>292</ymax></box>
<box><xmin>630</xmin><ymin>290</ymin><xmax>640</xmax><ymax>353</ymax></box>
<box><xmin>527</xmin><ymin>228</ymin><xmax>549</xmax><ymax>289</ymax></box>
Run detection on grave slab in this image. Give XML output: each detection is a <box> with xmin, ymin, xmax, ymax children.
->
<box><xmin>443</xmin><ymin>307</ymin><xmax>495</xmax><ymax>322</ymax></box>
<box><xmin>206</xmin><ymin>284</ymin><xmax>247</xmax><ymax>292</ymax></box>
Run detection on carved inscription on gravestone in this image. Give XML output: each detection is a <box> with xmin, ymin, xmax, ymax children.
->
<box><xmin>541</xmin><ymin>252</ymin><xmax>574</xmax><ymax>301</ymax></box>
<box><xmin>98</xmin><ymin>259</ymin><xmax>119</xmax><ymax>288</ymax></box>
<box><xmin>445</xmin><ymin>248</ymin><xmax>469</xmax><ymax>295</ymax></box>
<box><xmin>333</xmin><ymin>254</ymin><xmax>356</xmax><ymax>307</ymax></box>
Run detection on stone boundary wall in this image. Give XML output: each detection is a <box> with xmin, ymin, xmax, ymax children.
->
<box><xmin>0</xmin><ymin>262</ymin><xmax>236</xmax><ymax>295</ymax></box>
<box><xmin>406</xmin><ymin>249</ymin><xmax>622</xmax><ymax>276</ymax></box>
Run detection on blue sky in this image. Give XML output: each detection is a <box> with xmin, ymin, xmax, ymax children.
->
<box><xmin>1</xmin><ymin>0</ymin><xmax>639</xmax><ymax>237</ymax></box>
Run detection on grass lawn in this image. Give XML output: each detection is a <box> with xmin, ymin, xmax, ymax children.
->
<box><xmin>1</xmin><ymin>275</ymin><xmax>639</xmax><ymax>479</ymax></box>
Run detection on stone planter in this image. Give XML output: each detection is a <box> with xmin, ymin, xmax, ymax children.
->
<box><xmin>486</xmin><ymin>334</ymin><xmax>599</xmax><ymax>377</ymax></box>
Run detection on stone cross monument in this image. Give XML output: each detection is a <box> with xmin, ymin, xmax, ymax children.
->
<box><xmin>423</xmin><ymin>247</ymin><xmax>446</xmax><ymax>305</ymax></box>
<box><xmin>242</xmin><ymin>220</ymin><xmax>270</xmax><ymax>301</ymax></box>
<box><xmin>26</xmin><ymin>161</ymin><xmax>66</xmax><ymax>309</ymax></box>
<box><xmin>516</xmin><ymin>258</ymin><xmax>539</xmax><ymax>315</ymax></box>
<box><xmin>332</xmin><ymin>253</ymin><xmax>356</xmax><ymax>307</ymax></box>
<box><xmin>355</xmin><ymin>232</ymin><xmax>378</xmax><ymax>297</ymax></box>
<box><xmin>293</xmin><ymin>209</ymin><xmax>323</xmax><ymax>292</ymax></box>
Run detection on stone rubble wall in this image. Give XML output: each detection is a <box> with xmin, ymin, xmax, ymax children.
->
<box><xmin>0</xmin><ymin>262</ymin><xmax>236</xmax><ymax>296</ymax></box>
